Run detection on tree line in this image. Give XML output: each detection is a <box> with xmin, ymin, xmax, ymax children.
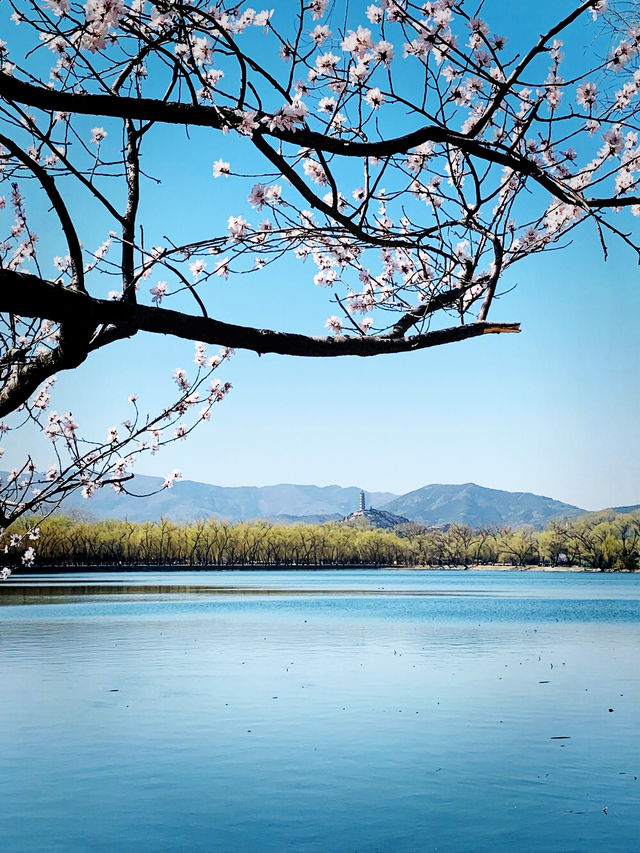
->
<box><xmin>3</xmin><ymin>511</ymin><xmax>640</xmax><ymax>572</ymax></box>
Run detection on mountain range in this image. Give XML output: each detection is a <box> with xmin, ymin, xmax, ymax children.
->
<box><xmin>59</xmin><ymin>477</ymin><xmax>398</xmax><ymax>524</ymax></box>
<box><xmin>381</xmin><ymin>483</ymin><xmax>586</xmax><ymax>529</ymax></box>
<box><xmin>47</xmin><ymin>474</ymin><xmax>630</xmax><ymax>529</ymax></box>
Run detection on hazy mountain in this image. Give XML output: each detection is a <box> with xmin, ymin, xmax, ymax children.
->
<box><xmin>9</xmin><ymin>470</ymin><xmax>636</xmax><ymax>527</ymax></box>
<box><xmin>59</xmin><ymin>475</ymin><xmax>398</xmax><ymax>523</ymax></box>
<box><xmin>260</xmin><ymin>513</ymin><xmax>343</xmax><ymax>525</ymax></box>
<box><xmin>379</xmin><ymin>483</ymin><xmax>585</xmax><ymax>529</ymax></box>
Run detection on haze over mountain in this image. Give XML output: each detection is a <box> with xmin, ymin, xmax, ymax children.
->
<box><xmin>381</xmin><ymin>483</ymin><xmax>585</xmax><ymax>529</ymax></box>
<box><xmin>14</xmin><ymin>472</ymin><xmax>635</xmax><ymax>528</ymax></box>
<box><xmin>609</xmin><ymin>504</ymin><xmax>640</xmax><ymax>514</ymax></box>
<box><xmin>60</xmin><ymin>476</ymin><xmax>398</xmax><ymax>524</ymax></box>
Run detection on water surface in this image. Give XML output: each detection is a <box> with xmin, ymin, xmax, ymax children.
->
<box><xmin>1</xmin><ymin>571</ymin><xmax>638</xmax><ymax>852</ymax></box>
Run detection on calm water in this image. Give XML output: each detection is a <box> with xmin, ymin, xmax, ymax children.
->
<box><xmin>1</xmin><ymin>570</ymin><xmax>638</xmax><ymax>852</ymax></box>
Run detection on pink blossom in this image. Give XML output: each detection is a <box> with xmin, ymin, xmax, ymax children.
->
<box><xmin>365</xmin><ymin>88</ymin><xmax>385</xmax><ymax>108</ymax></box>
<box><xmin>253</xmin><ymin>10</ymin><xmax>272</xmax><ymax>28</ymax></box>
<box><xmin>468</xmin><ymin>17</ymin><xmax>489</xmax><ymax>35</ymax></box>
<box><xmin>349</xmin><ymin>61</ymin><xmax>369</xmax><ymax>84</ymax></box>
<box><xmin>309</xmin><ymin>0</ymin><xmax>328</xmax><ymax>20</ymax></box>
<box><xmin>303</xmin><ymin>159</ymin><xmax>328</xmax><ymax>186</ymax></box>
<box><xmin>213</xmin><ymin>159</ymin><xmax>230</xmax><ymax>178</ymax></box>
<box><xmin>366</xmin><ymin>4</ymin><xmax>383</xmax><ymax>24</ymax></box>
<box><xmin>236</xmin><ymin>111</ymin><xmax>259</xmax><ymax>136</ymax></box>
<box><xmin>603</xmin><ymin>129</ymin><xmax>624</xmax><ymax>156</ymax></box>
<box><xmin>267</xmin><ymin>100</ymin><xmax>308</xmax><ymax>131</ymax></box>
<box><xmin>318</xmin><ymin>96</ymin><xmax>337</xmax><ymax>113</ymax></box>
<box><xmin>373</xmin><ymin>40</ymin><xmax>394</xmax><ymax>66</ymax></box>
<box><xmin>214</xmin><ymin>257</ymin><xmax>230</xmax><ymax>278</ymax></box>
<box><xmin>322</xmin><ymin>191</ymin><xmax>346</xmax><ymax>210</ymax></box>
<box><xmin>248</xmin><ymin>184</ymin><xmax>281</xmax><ymax>210</ymax></box>
<box><xmin>592</xmin><ymin>0</ymin><xmax>607</xmax><ymax>19</ymax></box>
<box><xmin>310</xmin><ymin>25</ymin><xmax>331</xmax><ymax>45</ymax></box>
<box><xmin>22</xmin><ymin>547</ymin><xmax>36</xmax><ymax>566</ymax></box>
<box><xmin>325</xmin><ymin>315</ymin><xmax>343</xmax><ymax>334</ymax></box>
<box><xmin>173</xmin><ymin>368</ymin><xmax>189</xmax><ymax>389</ymax></box>
<box><xmin>315</xmin><ymin>52</ymin><xmax>340</xmax><ymax>74</ymax></box>
<box><xmin>164</xmin><ymin>469</ymin><xmax>183</xmax><ymax>488</ymax></box>
<box><xmin>150</xmin><ymin>281</ymin><xmax>168</xmax><ymax>305</ymax></box>
<box><xmin>577</xmin><ymin>81</ymin><xmax>597</xmax><ymax>109</ymax></box>
<box><xmin>342</xmin><ymin>26</ymin><xmax>373</xmax><ymax>56</ymax></box>
<box><xmin>189</xmin><ymin>259</ymin><xmax>206</xmax><ymax>280</ymax></box>
<box><xmin>227</xmin><ymin>215</ymin><xmax>249</xmax><ymax>240</ymax></box>
<box><xmin>314</xmin><ymin>269</ymin><xmax>337</xmax><ymax>287</ymax></box>
<box><xmin>91</xmin><ymin>127</ymin><xmax>107</xmax><ymax>144</ymax></box>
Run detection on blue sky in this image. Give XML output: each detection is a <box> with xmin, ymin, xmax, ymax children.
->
<box><xmin>3</xmin><ymin>0</ymin><xmax>639</xmax><ymax>511</ymax></box>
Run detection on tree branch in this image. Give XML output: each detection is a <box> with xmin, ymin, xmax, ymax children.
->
<box><xmin>5</xmin><ymin>74</ymin><xmax>635</xmax><ymax>210</ymax></box>
<box><xmin>0</xmin><ymin>270</ymin><xmax>520</xmax><ymax>363</ymax></box>
<box><xmin>0</xmin><ymin>131</ymin><xmax>85</xmax><ymax>291</ymax></box>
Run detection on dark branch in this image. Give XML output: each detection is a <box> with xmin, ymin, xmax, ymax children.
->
<box><xmin>3</xmin><ymin>74</ymin><xmax>635</xmax><ymax>210</ymax></box>
<box><xmin>0</xmin><ymin>131</ymin><xmax>85</xmax><ymax>291</ymax></box>
<box><xmin>0</xmin><ymin>270</ymin><xmax>520</xmax><ymax>363</ymax></box>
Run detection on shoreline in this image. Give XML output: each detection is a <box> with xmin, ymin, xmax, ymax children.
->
<box><xmin>3</xmin><ymin>564</ymin><xmax>635</xmax><ymax>576</ymax></box>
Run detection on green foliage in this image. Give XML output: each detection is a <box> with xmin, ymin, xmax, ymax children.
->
<box><xmin>3</xmin><ymin>511</ymin><xmax>639</xmax><ymax>571</ymax></box>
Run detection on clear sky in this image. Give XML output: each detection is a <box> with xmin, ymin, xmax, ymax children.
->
<box><xmin>3</xmin><ymin>0</ymin><xmax>639</xmax><ymax>511</ymax></box>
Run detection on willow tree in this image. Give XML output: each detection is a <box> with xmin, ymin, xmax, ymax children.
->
<box><xmin>1</xmin><ymin>0</ymin><xmax>639</xmax><ymax>561</ymax></box>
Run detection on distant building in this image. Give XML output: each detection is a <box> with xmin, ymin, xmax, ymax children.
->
<box><xmin>359</xmin><ymin>491</ymin><xmax>366</xmax><ymax>513</ymax></box>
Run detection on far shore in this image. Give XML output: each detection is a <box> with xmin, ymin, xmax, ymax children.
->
<box><xmin>4</xmin><ymin>563</ymin><xmax>637</xmax><ymax>575</ymax></box>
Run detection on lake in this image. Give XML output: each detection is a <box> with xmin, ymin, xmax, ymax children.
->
<box><xmin>1</xmin><ymin>570</ymin><xmax>638</xmax><ymax>852</ymax></box>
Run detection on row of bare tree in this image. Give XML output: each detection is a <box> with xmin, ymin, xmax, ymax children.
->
<box><xmin>4</xmin><ymin>511</ymin><xmax>639</xmax><ymax>571</ymax></box>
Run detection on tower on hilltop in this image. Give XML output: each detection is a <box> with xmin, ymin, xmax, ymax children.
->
<box><xmin>359</xmin><ymin>491</ymin><xmax>366</xmax><ymax>513</ymax></box>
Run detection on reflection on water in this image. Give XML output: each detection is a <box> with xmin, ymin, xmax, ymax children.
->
<box><xmin>1</xmin><ymin>572</ymin><xmax>639</xmax><ymax>852</ymax></box>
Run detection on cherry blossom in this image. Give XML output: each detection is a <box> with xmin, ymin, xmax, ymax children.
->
<box><xmin>150</xmin><ymin>281</ymin><xmax>168</xmax><ymax>305</ymax></box>
<box><xmin>212</xmin><ymin>159</ymin><xmax>230</xmax><ymax>178</ymax></box>
<box><xmin>189</xmin><ymin>260</ymin><xmax>206</xmax><ymax>281</ymax></box>
<box><xmin>325</xmin><ymin>315</ymin><xmax>343</xmax><ymax>334</ymax></box>
<box><xmin>365</xmin><ymin>88</ymin><xmax>385</xmax><ymax>108</ymax></box>
<box><xmin>577</xmin><ymin>82</ymin><xmax>598</xmax><ymax>109</ymax></box>
<box><xmin>227</xmin><ymin>216</ymin><xmax>249</xmax><ymax>240</ymax></box>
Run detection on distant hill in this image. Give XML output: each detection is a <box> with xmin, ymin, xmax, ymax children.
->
<box><xmin>8</xmin><ymin>470</ymin><xmax>636</xmax><ymax>528</ymax></box>
<box><xmin>379</xmin><ymin>483</ymin><xmax>585</xmax><ymax>529</ymax></box>
<box><xmin>341</xmin><ymin>508</ymin><xmax>411</xmax><ymax>530</ymax></box>
<box><xmin>59</xmin><ymin>475</ymin><xmax>398</xmax><ymax>523</ymax></box>
<box><xmin>261</xmin><ymin>513</ymin><xmax>343</xmax><ymax>525</ymax></box>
